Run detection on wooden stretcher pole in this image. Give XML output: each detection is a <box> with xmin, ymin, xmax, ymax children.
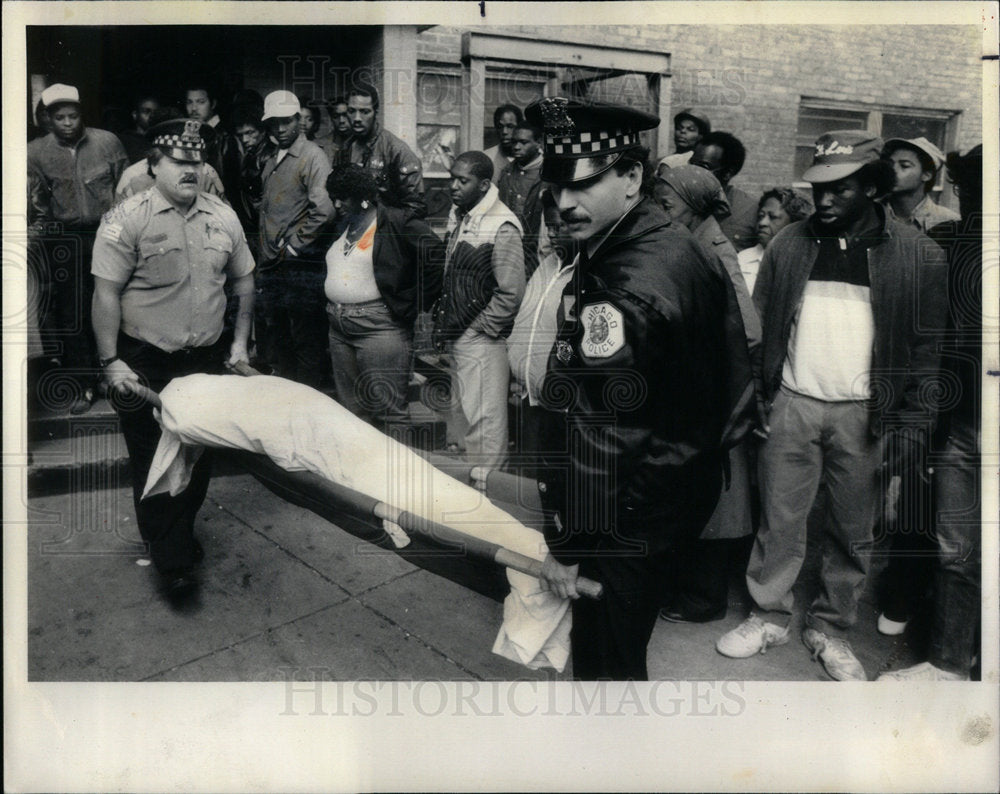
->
<box><xmin>118</xmin><ymin>382</ymin><xmax>162</xmax><ymax>409</ymax></box>
<box><xmin>373</xmin><ymin>502</ymin><xmax>603</xmax><ymax>600</ymax></box>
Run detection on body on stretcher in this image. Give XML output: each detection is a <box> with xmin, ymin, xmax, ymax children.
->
<box><xmin>125</xmin><ymin>371</ymin><xmax>600</xmax><ymax>672</ymax></box>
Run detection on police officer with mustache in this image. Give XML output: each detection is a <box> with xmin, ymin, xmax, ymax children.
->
<box><xmin>527</xmin><ymin>98</ymin><xmax>755</xmax><ymax>680</ymax></box>
<box><xmin>91</xmin><ymin>118</ymin><xmax>256</xmax><ymax>603</ymax></box>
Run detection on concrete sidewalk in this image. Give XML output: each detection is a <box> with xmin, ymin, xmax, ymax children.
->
<box><xmin>26</xmin><ymin>470</ymin><xmax>925</xmax><ymax>683</ymax></box>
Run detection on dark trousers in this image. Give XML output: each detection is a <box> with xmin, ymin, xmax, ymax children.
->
<box><xmin>327</xmin><ymin>299</ymin><xmax>412</xmax><ymax>424</ymax></box>
<box><xmin>878</xmin><ymin>468</ymin><xmax>936</xmax><ymax>621</ymax></box>
<box><xmin>257</xmin><ymin>262</ymin><xmax>329</xmax><ymax>387</ymax></box>
<box><xmin>112</xmin><ymin>332</ymin><xmax>228</xmax><ymax>574</ymax></box>
<box><xmin>572</xmin><ymin>549</ymin><xmax>673</xmax><ymax>680</ymax></box>
<box><xmin>667</xmin><ymin>536</ymin><xmax>753</xmax><ymax>615</ymax></box>
<box><xmin>37</xmin><ymin>229</ymin><xmax>98</xmax><ymax>387</ymax></box>
<box><xmin>569</xmin><ymin>474</ymin><xmax>721</xmax><ymax>681</ymax></box>
<box><xmin>929</xmin><ymin>418</ymin><xmax>980</xmax><ymax>675</ymax></box>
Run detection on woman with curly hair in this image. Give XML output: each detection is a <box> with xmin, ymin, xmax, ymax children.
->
<box><xmin>322</xmin><ymin>163</ymin><xmax>444</xmax><ymax>426</ymax></box>
<box><xmin>737</xmin><ymin>188</ymin><xmax>814</xmax><ymax>294</ymax></box>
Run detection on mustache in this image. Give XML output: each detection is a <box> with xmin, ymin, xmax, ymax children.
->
<box><xmin>179</xmin><ymin>174</ymin><xmax>199</xmax><ymax>184</ymax></box>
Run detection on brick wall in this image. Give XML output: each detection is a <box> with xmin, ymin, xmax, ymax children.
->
<box><xmin>416</xmin><ymin>24</ymin><xmax>982</xmax><ymax>196</ymax></box>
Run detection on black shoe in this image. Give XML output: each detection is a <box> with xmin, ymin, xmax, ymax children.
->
<box><xmin>659</xmin><ymin>605</ymin><xmax>726</xmax><ymax>624</ymax></box>
<box><xmin>69</xmin><ymin>387</ymin><xmax>96</xmax><ymax>415</ymax></box>
<box><xmin>162</xmin><ymin>570</ymin><xmax>198</xmax><ymax>602</ymax></box>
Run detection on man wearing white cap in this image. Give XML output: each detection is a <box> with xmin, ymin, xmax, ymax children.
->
<box><xmin>27</xmin><ymin>83</ymin><xmax>129</xmax><ymax>413</ymax></box>
<box><xmin>256</xmin><ymin>90</ymin><xmax>333</xmax><ymax>385</ymax></box>
<box><xmin>881</xmin><ymin>136</ymin><xmax>960</xmax><ymax>233</ymax></box>
<box><xmin>716</xmin><ymin>130</ymin><xmax>948</xmax><ymax>680</ymax></box>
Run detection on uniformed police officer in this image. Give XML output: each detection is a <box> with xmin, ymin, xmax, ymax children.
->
<box><xmin>91</xmin><ymin>118</ymin><xmax>256</xmax><ymax>602</ymax></box>
<box><xmin>526</xmin><ymin>97</ymin><xmax>753</xmax><ymax>679</ymax></box>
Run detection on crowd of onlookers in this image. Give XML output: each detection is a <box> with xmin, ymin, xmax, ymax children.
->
<box><xmin>25</xmin><ymin>76</ymin><xmax>983</xmax><ymax>681</ymax></box>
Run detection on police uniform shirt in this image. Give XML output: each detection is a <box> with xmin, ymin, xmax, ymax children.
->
<box><xmin>92</xmin><ymin>187</ymin><xmax>255</xmax><ymax>352</ymax></box>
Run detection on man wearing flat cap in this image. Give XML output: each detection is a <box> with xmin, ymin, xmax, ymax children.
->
<box><xmin>28</xmin><ymin>83</ymin><xmax>129</xmax><ymax>413</ymax></box>
<box><xmin>658</xmin><ymin>106</ymin><xmax>711</xmax><ymax>169</ymax></box>
<box><xmin>525</xmin><ymin>97</ymin><xmax>754</xmax><ymax>680</ymax></box>
<box><xmin>91</xmin><ymin>118</ymin><xmax>256</xmax><ymax>603</ymax></box>
<box><xmin>717</xmin><ymin>130</ymin><xmax>948</xmax><ymax>680</ymax></box>
<box><xmin>881</xmin><ymin>136</ymin><xmax>960</xmax><ymax>233</ymax></box>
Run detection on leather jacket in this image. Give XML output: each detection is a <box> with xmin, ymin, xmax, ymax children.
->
<box><xmin>540</xmin><ymin>198</ymin><xmax>753</xmax><ymax>563</ymax></box>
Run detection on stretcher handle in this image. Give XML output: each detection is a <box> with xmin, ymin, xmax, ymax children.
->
<box><xmin>114</xmin><ymin>381</ymin><xmax>162</xmax><ymax>409</ymax></box>
<box><xmin>469</xmin><ymin>466</ymin><xmax>602</xmax><ymax>599</ymax></box>
<box><xmin>373</xmin><ymin>502</ymin><xmax>603</xmax><ymax>600</ymax></box>
<box><xmin>226</xmin><ymin>360</ymin><xmax>263</xmax><ymax>377</ymax></box>
<box><xmin>111</xmin><ymin>359</ymin><xmax>262</xmax><ymax>409</ymax></box>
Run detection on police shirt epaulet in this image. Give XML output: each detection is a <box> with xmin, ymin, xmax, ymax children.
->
<box><xmin>101</xmin><ymin>190</ymin><xmax>151</xmax><ymax>243</ymax></box>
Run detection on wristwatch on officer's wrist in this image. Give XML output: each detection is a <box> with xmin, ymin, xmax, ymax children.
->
<box><xmin>99</xmin><ymin>356</ymin><xmax>120</xmax><ymax>368</ymax></box>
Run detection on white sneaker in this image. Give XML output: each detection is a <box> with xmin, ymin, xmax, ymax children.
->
<box><xmin>877</xmin><ymin>661</ymin><xmax>968</xmax><ymax>681</ymax></box>
<box><xmin>716</xmin><ymin>614</ymin><xmax>790</xmax><ymax>658</ymax></box>
<box><xmin>877</xmin><ymin>612</ymin><xmax>909</xmax><ymax>636</ymax></box>
<box><xmin>802</xmin><ymin>628</ymin><xmax>867</xmax><ymax>681</ymax></box>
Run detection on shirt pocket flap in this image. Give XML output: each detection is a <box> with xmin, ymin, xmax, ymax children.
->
<box><xmin>204</xmin><ymin>234</ymin><xmax>234</xmax><ymax>254</ymax></box>
<box><xmin>139</xmin><ymin>239</ymin><xmax>182</xmax><ymax>258</ymax></box>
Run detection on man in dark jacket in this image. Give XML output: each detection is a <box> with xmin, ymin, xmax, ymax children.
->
<box><xmin>878</xmin><ymin>144</ymin><xmax>983</xmax><ymax>681</ymax></box>
<box><xmin>528</xmin><ymin>97</ymin><xmax>751</xmax><ymax>680</ymax></box>
<box><xmin>334</xmin><ymin>81</ymin><xmax>426</xmax><ymax>216</ymax></box>
<box><xmin>28</xmin><ymin>83</ymin><xmax>129</xmax><ymax>413</ymax></box>
<box><xmin>717</xmin><ymin>130</ymin><xmax>948</xmax><ymax>680</ymax></box>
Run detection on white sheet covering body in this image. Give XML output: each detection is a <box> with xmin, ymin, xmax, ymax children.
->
<box><xmin>143</xmin><ymin>374</ymin><xmax>570</xmax><ymax>671</ymax></box>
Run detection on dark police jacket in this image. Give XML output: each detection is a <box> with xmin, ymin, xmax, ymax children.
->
<box><xmin>540</xmin><ymin>198</ymin><xmax>754</xmax><ymax>564</ymax></box>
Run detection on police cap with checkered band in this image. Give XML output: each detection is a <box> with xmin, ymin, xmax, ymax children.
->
<box><xmin>524</xmin><ymin>97</ymin><xmax>660</xmax><ymax>184</ymax></box>
<box><xmin>145</xmin><ymin>118</ymin><xmax>215</xmax><ymax>163</ymax></box>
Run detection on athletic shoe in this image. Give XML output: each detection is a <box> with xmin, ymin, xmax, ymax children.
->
<box><xmin>802</xmin><ymin>628</ymin><xmax>867</xmax><ymax>681</ymax></box>
<box><xmin>877</xmin><ymin>612</ymin><xmax>909</xmax><ymax>636</ymax></box>
<box><xmin>716</xmin><ymin>614</ymin><xmax>790</xmax><ymax>658</ymax></box>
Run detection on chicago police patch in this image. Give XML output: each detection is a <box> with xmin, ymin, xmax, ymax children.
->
<box><xmin>579</xmin><ymin>302</ymin><xmax>624</xmax><ymax>358</ymax></box>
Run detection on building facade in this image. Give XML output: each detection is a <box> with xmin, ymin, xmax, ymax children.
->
<box><xmin>28</xmin><ymin>23</ymin><xmax>982</xmax><ymax>218</ymax></box>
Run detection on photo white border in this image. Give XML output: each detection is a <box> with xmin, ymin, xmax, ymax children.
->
<box><xmin>4</xmin><ymin>2</ymin><xmax>998</xmax><ymax>791</ymax></box>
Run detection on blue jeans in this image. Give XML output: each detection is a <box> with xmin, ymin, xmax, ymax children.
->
<box><xmin>747</xmin><ymin>388</ymin><xmax>880</xmax><ymax>636</ymax></box>
<box><xmin>327</xmin><ymin>299</ymin><xmax>412</xmax><ymax>424</ymax></box>
<box><xmin>929</xmin><ymin>418</ymin><xmax>980</xmax><ymax>675</ymax></box>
